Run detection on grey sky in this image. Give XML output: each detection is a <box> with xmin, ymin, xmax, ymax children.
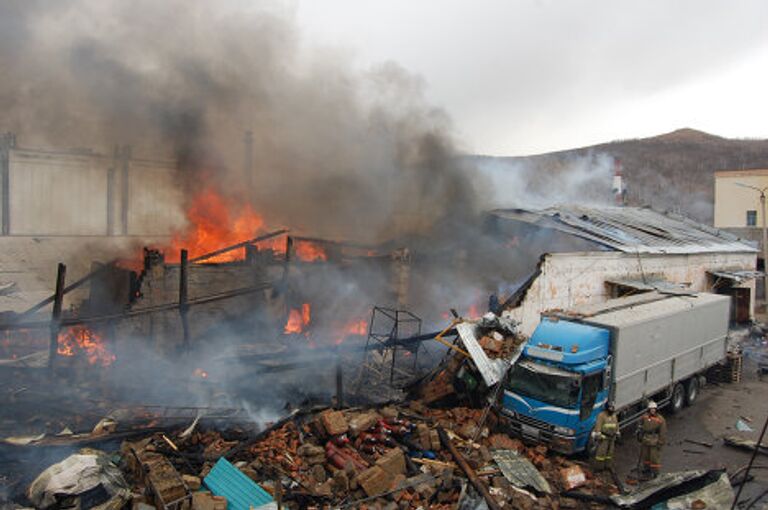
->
<box><xmin>294</xmin><ymin>0</ymin><xmax>768</xmax><ymax>155</ymax></box>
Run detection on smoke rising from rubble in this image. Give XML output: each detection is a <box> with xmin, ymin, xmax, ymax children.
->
<box><xmin>474</xmin><ymin>152</ymin><xmax>616</xmax><ymax>209</ymax></box>
<box><xmin>0</xmin><ymin>1</ymin><xmax>622</xmax><ymax>427</ymax></box>
<box><xmin>0</xmin><ymin>0</ymin><xmax>478</xmax><ymax>242</ymax></box>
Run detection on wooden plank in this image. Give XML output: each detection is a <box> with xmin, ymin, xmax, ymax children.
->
<box><xmin>189</xmin><ymin>229</ymin><xmax>288</xmax><ymax>263</ymax></box>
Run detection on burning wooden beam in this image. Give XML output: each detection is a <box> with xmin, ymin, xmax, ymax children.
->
<box><xmin>179</xmin><ymin>249</ymin><xmax>190</xmax><ymax>351</ymax></box>
<box><xmin>189</xmin><ymin>229</ymin><xmax>288</xmax><ymax>263</ymax></box>
<box><xmin>19</xmin><ymin>263</ymin><xmax>111</xmax><ymax>319</ymax></box>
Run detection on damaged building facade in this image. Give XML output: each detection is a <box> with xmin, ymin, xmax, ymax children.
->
<box><xmin>488</xmin><ymin>206</ymin><xmax>759</xmax><ymax>336</ymax></box>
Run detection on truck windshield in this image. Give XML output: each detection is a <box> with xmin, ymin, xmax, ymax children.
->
<box><xmin>506</xmin><ymin>360</ymin><xmax>581</xmax><ymax>408</ymax></box>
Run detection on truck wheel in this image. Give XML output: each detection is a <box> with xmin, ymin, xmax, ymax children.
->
<box><xmin>685</xmin><ymin>377</ymin><xmax>699</xmax><ymax>406</ymax></box>
<box><xmin>670</xmin><ymin>383</ymin><xmax>685</xmax><ymax>414</ymax></box>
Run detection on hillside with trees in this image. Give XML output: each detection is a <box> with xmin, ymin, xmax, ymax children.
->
<box><xmin>475</xmin><ymin>129</ymin><xmax>768</xmax><ymax>223</ymax></box>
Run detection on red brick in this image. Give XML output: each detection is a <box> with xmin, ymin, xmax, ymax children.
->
<box><xmin>320</xmin><ymin>410</ymin><xmax>349</xmax><ymax>436</ymax></box>
<box><xmin>375</xmin><ymin>448</ymin><xmax>405</xmax><ymax>476</ymax></box>
<box><xmin>357</xmin><ymin>466</ymin><xmax>393</xmax><ymax>497</ymax></box>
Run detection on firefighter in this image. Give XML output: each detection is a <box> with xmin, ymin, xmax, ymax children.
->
<box><xmin>592</xmin><ymin>402</ymin><xmax>620</xmax><ymax>471</ymax></box>
<box><xmin>637</xmin><ymin>401</ymin><xmax>667</xmax><ymax>479</ymax></box>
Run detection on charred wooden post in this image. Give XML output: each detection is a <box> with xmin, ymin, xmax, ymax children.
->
<box><xmin>335</xmin><ymin>359</ymin><xmax>343</xmax><ymax>409</ymax></box>
<box><xmin>179</xmin><ymin>249</ymin><xmax>190</xmax><ymax>351</ymax></box>
<box><xmin>438</xmin><ymin>427</ymin><xmax>502</xmax><ymax>510</ymax></box>
<box><xmin>19</xmin><ymin>263</ymin><xmax>111</xmax><ymax>320</ymax></box>
<box><xmin>281</xmin><ymin>236</ymin><xmax>293</xmax><ymax>283</ymax></box>
<box><xmin>49</xmin><ymin>263</ymin><xmax>67</xmax><ymax>370</ymax></box>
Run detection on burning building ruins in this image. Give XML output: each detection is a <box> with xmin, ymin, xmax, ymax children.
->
<box><xmin>0</xmin><ymin>2</ymin><xmax>764</xmax><ymax>509</ymax></box>
<box><xmin>488</xmin><ymin>205</ymin><xmax>760</xmax><ymax>335</ymax></box>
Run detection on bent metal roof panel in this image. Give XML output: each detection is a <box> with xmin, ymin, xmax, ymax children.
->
<box><xmin>490</xmin><ymin>205</ymin><xmax>757</xmax><ymax>254</ymax></box>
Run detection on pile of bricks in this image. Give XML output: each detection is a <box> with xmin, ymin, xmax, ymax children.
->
<box><xmin>112</xmin><ymin>399</ymin><xmax>619</xmax><ymax>510</ymax></box>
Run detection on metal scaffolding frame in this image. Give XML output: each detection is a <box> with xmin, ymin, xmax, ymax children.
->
<box><xmin>356</xmin><ymin>306</ymin><xmax>423</xmax><ymax>391</ymax></box>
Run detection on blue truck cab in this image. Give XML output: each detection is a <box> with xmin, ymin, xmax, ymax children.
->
<box><xmin>500</xmin><ymin>317</ymin><xmax>611</xmax><ymax>454</ymax></box>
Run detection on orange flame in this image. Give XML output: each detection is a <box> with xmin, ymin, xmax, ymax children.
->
<box><xmin>295</xmin><ymin>241</ymin><xmax>327</xmax><ymax>262</ymax></box>
<box><xmin>166</xmin><ymin>186</ymin><xmax>266</xmax><ymax>263</ymax></box>
<box><xmin>284</xmin><ymin>303</ymin><xmax>311</xmax><ymax>334</ymax></box>
<box><xmin>57</xmin><ymin>326</ymin><xmax>116</xmax><ymax>366</ymax></box>
<box><xmin>193</xmin><ymin>367</ymin><xmax>209</xmax><ymax>379</ymax></box>
<box><xmin>335</xmin><ymin>318</ymin><xmax>368</xmax><ymax>345</ymax></box>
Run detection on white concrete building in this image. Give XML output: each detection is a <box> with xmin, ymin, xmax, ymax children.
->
<box><xmin>488</xmin><ymin>206</ymin><xmax>758</xmax><ymax>337</ymax></box>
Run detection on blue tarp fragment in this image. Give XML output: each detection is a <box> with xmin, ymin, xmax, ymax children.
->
<box><xmin>203</xmin><ymin>458</ymin><xmax>275</xmax><ymax>510</ymax></box>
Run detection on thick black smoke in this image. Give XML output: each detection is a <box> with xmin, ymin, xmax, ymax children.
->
<box><xmin>0</xmin><ymin>0</ymin><xmax>478</xmax><ymax>242</ymax></box>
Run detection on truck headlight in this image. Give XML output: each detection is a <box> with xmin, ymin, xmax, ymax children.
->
<box><xmin>554</xmin><ymin>426</ymin><xmax>574</xmax><ymax>436</ymax></box>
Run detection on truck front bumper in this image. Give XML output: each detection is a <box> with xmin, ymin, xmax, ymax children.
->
<box><xmin>502</xmin><ymin>410</ymin><xmax>579</xmax><ymax>454</ymax></box>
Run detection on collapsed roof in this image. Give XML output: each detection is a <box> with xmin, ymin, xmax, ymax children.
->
<box><xmin>489</xmin><ymin>205</ymin><xmax>757</xmax><ymax>255</ymax></box>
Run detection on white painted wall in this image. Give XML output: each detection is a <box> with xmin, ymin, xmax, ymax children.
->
<box><xmin>5</xmin><ymin>148</ymin><xmax>182</xmax><ymax>236</ymax></box>
<box><xmin>505</xmin><ymin>251</ymin><xmax>757</xmax><ymax>336</ymax></box>
<box><xmin>10</xmin><ymin>150</ymin><xmax>109</xmax><ymax>235</ymax></box>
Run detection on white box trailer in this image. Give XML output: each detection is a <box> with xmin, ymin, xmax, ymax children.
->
<box><xmin>574</xmin><ymin>291</ymin><xmax>731</xmax><ymax>412</ymax></box>
<box><xmin>501</xmin><ymin>291</ymin><xmax>732</xmax><ymax>453</ymax></box>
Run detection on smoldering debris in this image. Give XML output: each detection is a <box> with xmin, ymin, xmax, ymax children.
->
<box><xmin>4</xmin><ymin>397</ymin><xmax>618</xmax><ymax>509</ymax></box>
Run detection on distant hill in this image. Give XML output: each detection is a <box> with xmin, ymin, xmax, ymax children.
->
<box><xmin>474</xmin><ymin>128</ymin><xmax>768</xmax><ymax>223</ymax></box>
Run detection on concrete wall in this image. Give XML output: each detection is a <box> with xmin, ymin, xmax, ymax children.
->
<box><xmin>9</xmin><ymin>149</ymin><xmax>110</xmax><ymax>235</ymax></box>
<box><xmin>1</xmin><ymin>146</ymin><xmax>183</xmax><ymax>236</ymax></box>
<box><xmin>506</xmin><ymin>251</ymin><xmax>757</xmax><ymax>337</ymax></box>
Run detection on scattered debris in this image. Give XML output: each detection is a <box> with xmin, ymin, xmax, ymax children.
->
<box><xmin>492</xmin><ymin>449</ymin><xmax>552</xmax><ymax>494</ymax></box>
<box><xmin>684</xmin><ymin>439</ymin><xmax>714</xmax><ymax>449</ymax></box>
<box><xmin>724</xmin><ymin>435</ymin><xmax>768</xmax><ymax>457</ymax></box>
<box><xmin>560</xmin><ymin>465</ymin><xmax>587</xmax><ymax>491</ymax></box>
<box><xmin>609</xmin><ymin>470</ymin><xmax>733</xmax><ymax>509</ymax></box>
<box><xmin>27</xmin><ymin>449</ymin><xmax>131</xmax><ymax>509</ymax></box>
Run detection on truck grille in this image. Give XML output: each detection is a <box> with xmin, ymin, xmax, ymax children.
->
<box><xmin>514</xmin><ymin>412</ymin><xmax>553</xmax><ymax>431</ymax></box>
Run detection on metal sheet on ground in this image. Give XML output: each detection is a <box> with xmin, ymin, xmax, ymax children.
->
<box><xmin>492</xmin><ymin>449</ymin><xmax>551</xmax><ymax>494</ymax></box>
<box><xmin>456</xmin><ymin>322</ymin><xmax>506</xmax><ymax>387</ymax></box>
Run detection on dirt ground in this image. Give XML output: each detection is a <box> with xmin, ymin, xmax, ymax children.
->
<box><xmin>612</xmin><ymin>357</ymin><xmax>768</xmax><ymax>506</ymax></box>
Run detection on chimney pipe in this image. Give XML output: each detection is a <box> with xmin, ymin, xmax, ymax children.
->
<box><xmin>612</xmin><ymin>157</ymin><xmax>626</xmax><ymax>206</ymax></box>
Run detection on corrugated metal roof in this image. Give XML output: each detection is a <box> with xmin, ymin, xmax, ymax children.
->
<box><xmin>708</xmin><ymin>269</ymin><xmax>765</xmax><ymax>283</ymax></box>
<box><xmin>203</xmin><ymin>458</ymin><xmax>274</xmax><ymax>510</ymax></box>
<box><xmin>490</xmin><ymin>206</ymin><xmax>757</xmax><ymax>254</ymax></box>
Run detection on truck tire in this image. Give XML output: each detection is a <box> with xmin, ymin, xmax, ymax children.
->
<box><xmin>685</xmin><ymin>377</ymin><xmax>699</xmax><ymax>406</ymax></box>
<box><xmin>670</xmin><ymin>383</ymin><xmax>685</xmax><ymax>414</ymax></box>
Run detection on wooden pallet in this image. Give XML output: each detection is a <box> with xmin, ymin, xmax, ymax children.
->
<box><xmin>727</xmin><ymin>353</ymin><xmax>743</xmax><ymax>383</ymax></box>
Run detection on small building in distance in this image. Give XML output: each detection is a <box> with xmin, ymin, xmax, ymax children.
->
<box><xmin>714</xmin><ymin>168</ymin><xmax>768</xmax><ymax>252</ymax></box>
<box><xmin>487</xmin><ymin>205</ymin><xmax>758</xmax><ymax>336</ymax></box>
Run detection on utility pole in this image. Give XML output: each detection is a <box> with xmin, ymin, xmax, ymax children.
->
<box><xmin>734</xmin><ymin>182</ymin><xmax>768</xmax><ymax>304</ymax></box>
<box><xmin>243</xmin><ymin>130</ymin><xmax>254</xmax><ymax>199</ymax></box>
<box><xmin>762</xmin><ymin>191</ymin><xmax>767</xmax><ymax>304</ymax></box>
